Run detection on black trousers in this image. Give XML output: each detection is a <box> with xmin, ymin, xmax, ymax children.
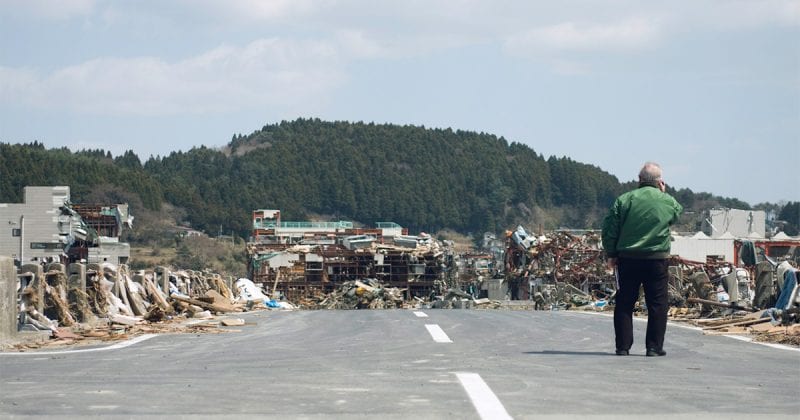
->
<box><xmin>614</xmin><ymin>258</ymin><xmax>669</xmax><ymax>351</ymax></box>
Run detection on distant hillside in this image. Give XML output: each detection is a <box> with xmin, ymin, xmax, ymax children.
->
<box><xmin>1</xmin><ymin>119</ymin><xmax>766</xmax><ymax>242</ymax></box>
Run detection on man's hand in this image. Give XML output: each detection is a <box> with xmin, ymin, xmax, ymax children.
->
<box><xmin>606</xmin><ymin>258</ymin><xmax>617</xmax><ymax>270</ymax></box>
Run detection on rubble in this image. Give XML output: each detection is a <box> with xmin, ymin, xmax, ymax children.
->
<box><xmin>296</xmin><ymin>279</ymin><xmax>407</xmax><ymax>310</ymax></box>
<box><xmin>246</xmin><ymin>210</ymin><xmax>454</xmax><ymax>303</ymax></box>
<box><xmin>5</xmin><ymin>213</ymin><xmax>798</xmax><ymax>350</ymax></box>
<box><xmin>495</xmin><ymin>226</ymin><xmax>800</xmax><ymax>345</ymax></box>
<box><xmin>502</xmin><ymin>228</ymin><xmax>614</xmax><ymax>308</ymax></box>
<box><xmin>5</xmin><ymin>262</ymin><xmax>278</xmax><ymax>352</ymax></box>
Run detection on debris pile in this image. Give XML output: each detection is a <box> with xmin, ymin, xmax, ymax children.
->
<box><xmin>246</xmin><ymin>210</ymin><xmax>457</xmax><ymax>303</ymax></box>
<box><xmin>247</xmin><ymin>232</ymin><xmax>452</xmax><ymax>303</ymax></box>
<box><xmin>11</xmin><ymin>262</ymin><xmax>291</xmax><ymax>349</ymax></box>
<box><xmin>503</xmin><ymin>227</ymin><xmax>613</xmax><ymax>306</ymax></box>
<box><xmin>499</xmin><ymin>226</ymin><xmax>800</xmax><ymax>344</ymax></box>
<box><xmin>296</xmin><ymin>279</ymin><xmax>407</xmax><ymax>310</ymax></box>
<box><xmin>666</xmin><ymin>257</ymin><xmax>800</xmax><ymax>343</ymax></box>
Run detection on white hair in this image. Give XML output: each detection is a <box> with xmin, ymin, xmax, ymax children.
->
<box><xmin>639</xmin><ymin>162</ymin><xmax>662</xmax><ymax>183</ymax></box>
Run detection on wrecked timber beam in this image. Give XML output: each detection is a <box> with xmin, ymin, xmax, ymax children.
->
<box><xmin>686</xmin><ymin>297</ymin><xmax>758</xmax><ymax>312</ymax></box>
<box><xmin>170</xmin><ymin>294</ymin><xmax>240</xmax><ymax>314</ymax></box>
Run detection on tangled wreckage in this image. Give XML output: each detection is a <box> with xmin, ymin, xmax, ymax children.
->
<box><xmin>502</xmin><ymin>225</ymin><xmax>800</xmax><ymax>344</ymax></box>
<box><xmin>243</xmin><ymin>210</ymin><xmax>800</xmax><ymax>339</ymax></box>
<box><xmin>4</xmin><ymin>207</ymin><xmax>799</xmax><ymax>349</ymax></box>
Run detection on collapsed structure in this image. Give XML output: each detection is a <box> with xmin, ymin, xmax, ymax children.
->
<box><xmin>246</xmin><ymin>210</ymin><xmax>455</xmax><ymax>303</ymax></box>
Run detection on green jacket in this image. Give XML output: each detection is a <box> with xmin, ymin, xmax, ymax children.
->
<box><xmin>601</xmin><ymin>185</ymin><xmax>683</xmax><ymax>259</ymax></box>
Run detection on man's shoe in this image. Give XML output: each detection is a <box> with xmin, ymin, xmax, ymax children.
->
<box><xmin>646</xmin><ymin>348</ymin><xmax>666</xmax><ymax>357</ymax></box>
<box><xmin>615</xmin><ymin>349</ymin><xmax>629</xmax><ymax>356</ymax></box>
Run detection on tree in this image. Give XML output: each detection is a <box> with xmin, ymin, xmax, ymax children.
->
<box><xmin>779</xmin><ymin>202</ymin><xmax>800</xmax><ymax>236</ymax></box>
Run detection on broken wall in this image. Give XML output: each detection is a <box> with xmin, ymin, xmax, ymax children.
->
<box><xmin>671</xmin><ymin>236</ymin><xmax>735</xmax><ymax>263</ymax></box>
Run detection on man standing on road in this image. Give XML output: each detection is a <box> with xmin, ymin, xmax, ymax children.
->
<box><xmin>602</xmin><ymin>162</ymin><xmax>683</xmax><ymax>357</ymax></box>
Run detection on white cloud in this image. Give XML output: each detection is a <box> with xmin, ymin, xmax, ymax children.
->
<box><xmin>335</xmin><ymin>30</ymin><xmax>386</xmax><ymax>59</ymax></box>
<box><xmin>0</xmin><ymin>0</ymin><xmax>96</xmax><ymax>20</ymax></box>
<box><xmin>0</xmin><ymin>66</ymin><xmax>38</xmax><ymax>96</ymax></box>
<box><xmin>546</xmin><ymin>58</ymin><xmax>590</xmax><ymax>76</ymax></box>
<box><xmin>504</xmin><ymin>17</ymin><xmax>662</xmax><ymax>55</ymax></box>
<box><xmin>691</xmin><ymin>0</ymin><xmax>800</xmax><ymax>29</ymax></box>
<box><xmin>0</xmin><ymin>38</ymin><xmax>345</xmax><ymax>116</ymax></box>
<box><xmin>185</xmin><ymin>0</ymin><xmax>325</xmax><ymax>22</ymax></box>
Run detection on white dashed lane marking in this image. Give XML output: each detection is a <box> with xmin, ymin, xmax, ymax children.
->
<box><xmin>425</xmin><ymin>324</ymin><xmax>452</xmax><ymax>343</ymax></box>
<box><xmin>414</xmin><ymin>311</ymin><xmax>429</xmax><ymax>317</ymax></box>
<box><xmin>456</xmin><ymin>372</ymin><xmax>513</xmax><ymax>420</ymax></box>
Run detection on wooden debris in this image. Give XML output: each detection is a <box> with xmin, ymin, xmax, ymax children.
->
<box><xmin>204</xmin><ymin>289</ymin><xmax>241</xmax><ymax>312</ymax></box>
<box><xmin>686</xmin><ymin>297</ymin><xmax>756</xmax><ymax>312</ymax></box>
<box><xmin>83</xmin><ymin>330</ymin><xmax>109</xmax><ymax>338</ymax></box>
<box><xmin>703</xmin><ymin>317</ymin><xmax>769</xmax><ymax>331</ymax></box>
<box><xmin>749</xmin><ymin>322</ymin><xmax>778</xmax><ymax>333</ymax></box>
<box><xmin>53</xmin><ymin>328</ymin><xmax>82</xmax><ymax>340</ymax></box>
<box><xmin>144</xmin><ymin>306</ymin><xmax>167</xmax><ymax>322</ymax></box>
<box><xmin>171</xmin><ymin>294</ymin><xmax>242</xmax><ymax>313</ymax></box>
<box><xmin>143</xmin><ymin>276</ymin><xmax>172</xmax><ymax>312</ymax></box>
<box><xmin>703</xmin><ymin>327</ymin><xmax>750</xmax><ymax>335</ymax></box>
<box><xmin>210</xmin><ymin>275</ymin><xmax>233</xmax><ymax>300</ymax></box>
<box><xmin>220</xmin><ymin>318</ymin><xmax>246</xmax><ymax>326</ymax></box>
<box><xmin>110</xmin><ymin>313</ymin><xmax>141</xmax><ymax>326</ymax></box>
<box><xmin>45</xmin><ymin>285</ymin><xmax>76</xmax><ymax>327</ymax></box>
<box><xmin>68</xmin><ymin>287</ymin><xmax>96</xmax><ymax>323</ymax></box>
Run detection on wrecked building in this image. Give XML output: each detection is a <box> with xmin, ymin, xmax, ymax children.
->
<box><xmin>0</xmin><ymin>186</ymin><xmax>132</xmax><ymax>266</ymax></box>
<box><xmin>702</xmin><ymin>208</ymin><xmax>766</xmax><ymax>239</ymax></box>
<box><xmin>246</xmin><ymin>209</ymin><xmax>452</xmax><ymax>302</ymax></box>
<box><xmin>69</xmin><ymin>203</ymin><xmax>133</xmax><ymax>265</ymax></box>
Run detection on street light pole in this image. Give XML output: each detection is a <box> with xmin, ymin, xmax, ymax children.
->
<box><xmin>19</xmin><ymin>215</ymin><xmax>24</xmax><ymax>264</ymax></box>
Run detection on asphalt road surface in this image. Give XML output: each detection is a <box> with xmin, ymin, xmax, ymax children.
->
<box><xmin>1</xmin><ymin>309</ymin><xmax>798</xmax><ymax>419</ymax></box>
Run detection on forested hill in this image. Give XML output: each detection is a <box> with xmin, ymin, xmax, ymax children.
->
<box><xmin>1</xmin><ymin>118</ymin><xmax>755</xmax><ymax>239</ymax></box>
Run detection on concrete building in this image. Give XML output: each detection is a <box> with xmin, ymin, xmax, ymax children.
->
<box><xmin>0</xmin><ymin>186</ymin><xmax>130</xmax><ymax>265</ymax></box>
<box><xmin>0</xmin><ymin>186</ymin><xmax>74</xmax><ymax>264</ymax></box>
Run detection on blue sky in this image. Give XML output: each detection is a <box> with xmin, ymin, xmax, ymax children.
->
<box><xmin>1</xmin><ymin>0</ymin><xmax>798</xmax><ymax>205</ymax></box>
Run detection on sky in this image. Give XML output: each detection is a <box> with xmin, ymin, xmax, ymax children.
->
<box><xmin>1</xmin><ymin>0</ymin><xmax>798</xmax><ymax>205</ymax></box>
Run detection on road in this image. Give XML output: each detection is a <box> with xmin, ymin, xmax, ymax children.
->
<box><xmin>1</xmin><ymin>309</ymin><xmax>798</xmax><ymax>419</ymax></box>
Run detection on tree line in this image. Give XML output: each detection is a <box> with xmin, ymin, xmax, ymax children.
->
<box><xmin>2</xmin><ymin>119</ymin><xmax>794</xmax><ymax>240</ymax></box>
